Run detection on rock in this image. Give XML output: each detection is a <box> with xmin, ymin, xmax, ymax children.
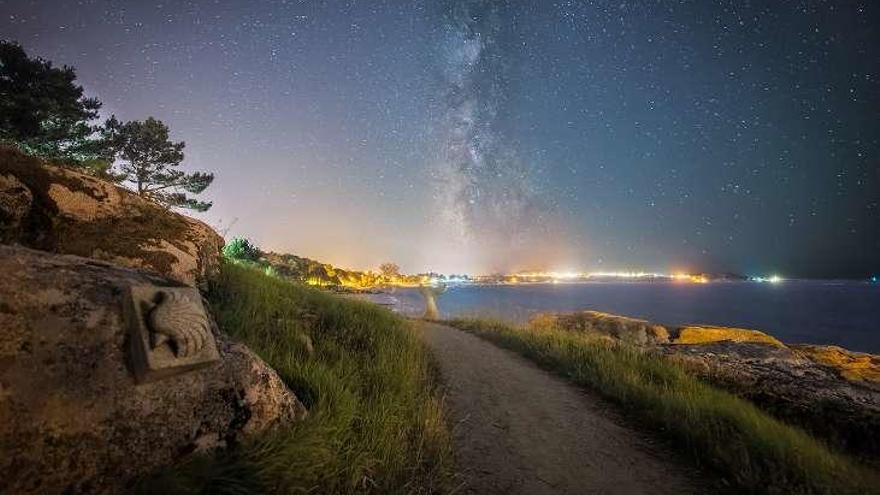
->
<box><xmin>655</xmin><ymin>341</ymin><xmax>880</xmax><ymax>458</ymax></box>
<box><xmin>527</xmin><ymin>312</ymin><xmax>561</xmax><ymax>331</ymax></box>
<box><xmin>529</xmin><ymin>311</ymin><xmax>670</xmax><ymax>345</ymax></box>
<box><xmin>0</xmin><ymin>245</ymin><xmax>306</xmax><ymax>495</ymax></box>
<box><xmin>646</xmin><ymin>324</ymin><xmax>670</xmax><ymax>343</ymax></box>
<box><xmin>792</xmin><ymin>344</ymin><xmax>880</xmax><ymax>386</ymax></box>
<box><xmin>670</xmin><ymin>324</ymin><xmax>784</xmax><ymax>347</ymax></box>
<box><xmin>0</xmin><ymin>146</ymin><xmax>223</xmax><ymax>288</ymax></box>
<box><xmin>0</xmin><ymin>171</ymin><xmax>33</xmax><ymax>241</ymax></box>
<box><xmin>530</xmin><ymin>308</ymin><xmax>880</xmax><ymax>458</ymax></box>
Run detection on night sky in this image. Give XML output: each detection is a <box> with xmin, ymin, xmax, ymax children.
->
<box><xmin>2</xmin><ymin>1</ymin><xmax>878</xmax><ymax>278</ymax></box>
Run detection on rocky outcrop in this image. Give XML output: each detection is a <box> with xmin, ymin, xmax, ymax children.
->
<box><xmin>0</xmin><ymin>146</ymin><xmax>222</xmax><ymax>288</ymax></box>
<box><xmin>656</xmin><ymin>341</ymin><xmax>880</xmax><ymax>457</ymax></box>
<box><xmin>792</xmin><ymin>344</ymin><xmax>880</xmax><ymax>384</ymax></box>
<box><xmin>529</xmin><ymin>310</ymin><xmax>880</xmax><ymax>458</ymax></box>
<box><xmin>0</xmin><ymin>245</ymin><xmax>306</xmax><ymax>495</ymax></box>
<box><xmin>0</xmin><ymin>170</ymin><xmax>33</xmax><ymax>238</ymax></box>
<box><xmin>528</xmin><ymin>311</ymin><xmax>787</xmax><ymax>348</ymax></box>
<box><xmin>529</xmin><ymin>311</ymin><xmax>670</xmax><ymax>345</ymax></box>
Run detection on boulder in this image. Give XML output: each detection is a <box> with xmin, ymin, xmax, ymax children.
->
<box><xmin>0</xmin><ymin>171</ymin><xmax>32</xmax><ymax>239</ymax></box>
<box><xmin>529</xmin><ymin>310</ymin><xmax>670</xmax><ymax>345</ymax></box>
<box><xmin>0</xmin><ymin>245</ymin><xmax>306</xmax><ymax>495</ymax></box>
<box><xmin>0</xmin><ymin>146</ymin><xmax>222</xmax><ymax>288</ymax></box>
<box><xmin>656</xmin><ymin>341</ymin><xmax>880</xmax><ymax>458</ymax></box>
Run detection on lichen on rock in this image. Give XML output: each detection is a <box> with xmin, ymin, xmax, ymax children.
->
<box><xmin>670</xmin><ymin>325</ymin><xmax>785</xmax><ymax>347</ymax></box>
<box><xmin>0</xmin><ymin>146</ymin><xmax>222</xmax><ymax>288</ymax></box>
<box><xmin>792</xmin><ymin>344</ymin><xmax>880</xmax><ymax>385</ymax></box>
<box><xmin>0</xmin><ymin>171</ymin><xmax>33</xmax><ymax>241</ymax></box>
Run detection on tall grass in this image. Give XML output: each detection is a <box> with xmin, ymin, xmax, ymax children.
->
<box><xmin>448</xmin><ymin>318</ymin><xmax>879</xmax><ymax>495</ymax></box>
<box><xmin>139</xmin><ymin>263</ymin><xmax>451</xmax><ymax>494</ymax></box>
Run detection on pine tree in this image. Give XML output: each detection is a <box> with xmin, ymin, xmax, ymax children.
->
<box><xmin>0</xmin><ymin>41</ymin><xmax>108</xmax><ymax>165</ymax></box>
<box><xmin>103</xmin><ymin>116</ymin><xmax>214</xmax><ymax>211</ymax></box>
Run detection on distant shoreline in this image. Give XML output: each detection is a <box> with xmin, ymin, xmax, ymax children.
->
<box><xmin>359</xmin><ymin>280</ymin><xmax>880</xmax><ymax>354</ymax></box>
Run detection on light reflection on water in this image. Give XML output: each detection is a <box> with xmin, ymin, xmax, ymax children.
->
<box><xmin>371</xmin><ymin>281</ymin><xmax>880</xmax><ymax>353</ymax></box>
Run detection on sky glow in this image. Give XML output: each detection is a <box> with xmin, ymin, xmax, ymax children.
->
<box><xmin>2</xmin><ymin>1</ymin><xmax>878</xmax><ymax>277</ymax></box>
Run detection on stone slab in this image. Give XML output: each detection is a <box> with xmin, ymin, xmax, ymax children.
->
<box><xmin>125</xmin><ymin>285</ymin><xmax>220</xmax><ymax>383</ymax></box>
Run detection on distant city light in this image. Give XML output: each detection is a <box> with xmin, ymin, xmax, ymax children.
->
<box><xmin>474</xmin><ymin>270</ymin><xmax>719</xmax><ymax>283</ymax></box>
<box><xmin>671</xmin><ymin>273</ymin><xmax>708</xmax><ymax>283</ymax></box>
<box><xmin>587</xmin><ymin>271</ymin><xmax>664</xmax><ymax>279</ymax></box>
<box><xmin>441</xmin><ymin>270</ymin><xmax>799</xmax><ymax>285</ymax></box>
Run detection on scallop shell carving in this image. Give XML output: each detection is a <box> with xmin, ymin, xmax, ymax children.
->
<box><xmin>147</xmin><ymin>290</ymin><xmax>210</xmax><ymax>358</ymax></box>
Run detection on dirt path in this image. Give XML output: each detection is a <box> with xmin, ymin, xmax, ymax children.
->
<box><xmin>417</xmin><ymin>321</ymin><xmax>704</xmax><ymax>495</ymax></box>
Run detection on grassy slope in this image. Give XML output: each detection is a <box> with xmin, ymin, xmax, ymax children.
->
<box><xmin>140</xmin><ymin>263</ymin><xmax>450</xmax><ymax>494</ymax></box>
<box><xmin>448</xmin><ymin>318</ymin><xmax>879</xmax><ymax>495</ymax></box>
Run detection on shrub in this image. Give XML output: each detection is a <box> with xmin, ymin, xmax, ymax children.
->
<box><xmin>222</xmin><ymin>237</ymin><xmax>261</xmax><ymax>263</ymax></box>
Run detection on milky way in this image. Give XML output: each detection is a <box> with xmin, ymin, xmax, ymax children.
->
<box><xmin>432</xmin><ymin>0</ymin><xmax>568</xmax><ymax>272</ymax></box>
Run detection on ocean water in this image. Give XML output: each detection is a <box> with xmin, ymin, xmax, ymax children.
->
<box><xmin>375</xmin><ymin>281</ymin><xmax>880</xmax><ymax>354</ymax></box>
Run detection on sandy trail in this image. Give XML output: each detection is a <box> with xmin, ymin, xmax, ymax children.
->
<box><xmin>418</xmin><ymin>321</ymin><xmax>704</xmax><ymax>495</ymax></box>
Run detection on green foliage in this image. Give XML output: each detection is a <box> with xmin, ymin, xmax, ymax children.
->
<box><xmin>102</xmin><ymin>116</ymin><xmax>214</xmax><ymax>211</ymax></box>
<box><xmin>447</xmin><ymin>318</ymin><xmax>879</xmax><ymax>495</ymax></box>
<box><xmin>0</xmin><ymin>40</ymin><xmax>109</xmax><ymax>164</ymax></box>
<box><xmin>222</xmin><ymin>237</ymin><xmax>262</xmax><ymax>263</ymax></box>
<box><xmin>76</xmin><ymin>157</ymin><xmax>127</xmax><ymax>182</ymax></box>
<box><xmin>259</xmin><ymin>251</ymin><xmax>385</xmax><ymax>288</ymax></box>
<box><xmin>139</xmin><ymin>263</ymin><xmax>451</xmax><ymax>493</ymax></box>
<box><xmin>0</xmin><ymin>41</ymin><xmax>218</xmax><ymax>205</ymax></box>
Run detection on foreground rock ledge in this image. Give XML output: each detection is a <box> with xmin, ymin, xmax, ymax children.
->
<box><xmin>0</xmin><ymin>146</ymin><xmax>223</xmax><ymax>288</ymax></box>
<box><xmin>0</xmin><ymin>245</ymin><xmax>306</xmax><ymax>495</ymax></box>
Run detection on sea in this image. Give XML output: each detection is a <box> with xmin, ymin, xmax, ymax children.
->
<box><xmin>367</xmin><ymin>281</ymin><xmax>880</xmax><ymax>354</ymax></box>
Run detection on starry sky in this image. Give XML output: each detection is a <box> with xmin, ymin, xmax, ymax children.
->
<box><xmin>2</xmin><ymin>0</ymin><xmax>878</xmax><ymax>277</ymax></box>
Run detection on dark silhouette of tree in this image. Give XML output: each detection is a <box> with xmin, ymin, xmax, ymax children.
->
<box><xmin>0</xmin><ymin>41</ymin><xmax>109</xmax><ymax>167</ymax></box>
<box><xmin>103</xmin><ymin>116</ymin><xmax>214</xmax><ymax>211</ymax></box>
<box><xmin>380</xmin><ymin>262</ymin><xmax>400</xmax><ymax>280</ymax></box>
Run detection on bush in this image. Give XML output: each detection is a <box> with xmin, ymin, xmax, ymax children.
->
<box><xmin>222</xmin><ymin>237</ymin><xmax>261</xmax><ymax>263</ymax></box>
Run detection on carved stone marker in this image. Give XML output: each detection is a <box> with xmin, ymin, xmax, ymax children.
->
<box><xmin>125</xmin><ymin>286</ymin><xmax>220</xmax><ymax>383</ymax></box>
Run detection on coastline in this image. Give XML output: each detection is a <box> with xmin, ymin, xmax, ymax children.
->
<box><xmin>446</xmin><ymin>310</ymin><xmax>880</xmax><ymax>463</ymax></box>
<box><xmin>360</xmin><ymin>281</ymin><xmax>880</xmax><ymax>354</ymax></box>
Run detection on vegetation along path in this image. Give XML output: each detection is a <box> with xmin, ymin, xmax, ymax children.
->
<box><xmin>418</xmin><ymin>321</ymin><xmax>704</xmax><ymax>495</ymax></box>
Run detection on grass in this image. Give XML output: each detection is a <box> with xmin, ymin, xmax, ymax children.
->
<box><xmin>138</xmin><ymin>262</ymin><xmax>451</xmax><ymax>494</ymax></box>
<box><xmin>447</xmin><ymin>318</ymin><xmax>879</xmax><ymax>495</ymax></box>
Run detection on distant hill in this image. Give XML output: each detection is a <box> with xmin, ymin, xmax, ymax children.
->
<box><xmin>259</xmin><ymin>251</ymin><xmax>427</xmax><ymax>289</ymax></box>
